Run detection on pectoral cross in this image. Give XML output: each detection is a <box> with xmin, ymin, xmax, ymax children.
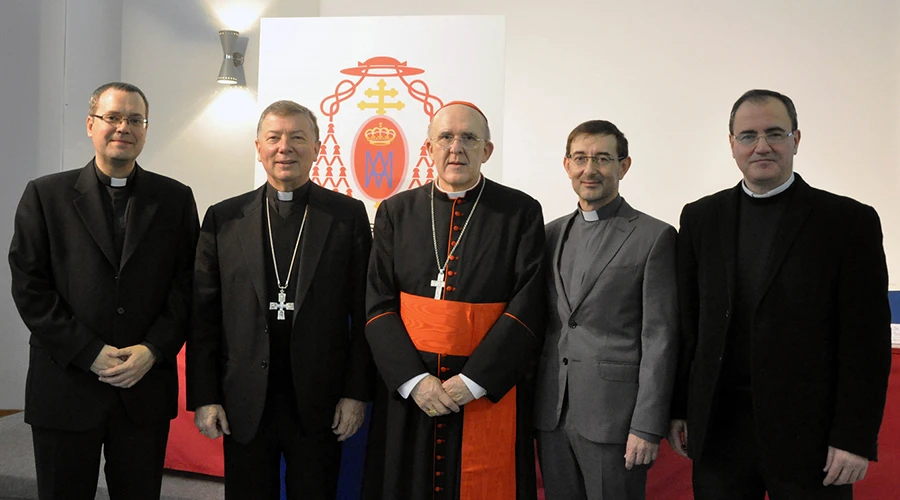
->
<box><xmin>269</xmin><ymin>291</ymin><xmax>294</xmax><ymax>320</ymax></box>
<box><xmin>430</xmin><ymin>269</ymin><xmax>446</xmax><ymax>300</ymax></box>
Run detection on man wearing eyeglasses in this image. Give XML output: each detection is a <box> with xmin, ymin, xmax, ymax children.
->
<box><xmin>8</xmin><ymin>82</ymin><xmax>199</xmax><ymax>499</ymax></box>
<box><xmin>363</xmin><ymin>101</ymin><xmax>546</xmax><ymax>500</ymax></box>
<box><xmin>533</xmin><ymin>120</ymin><xmax>678</xmax><ymax>500</ymax></box>
<box><xmin>669</xmin><ymin>89</ymin><xmax>891</xmax><ymax>499</ymax></box>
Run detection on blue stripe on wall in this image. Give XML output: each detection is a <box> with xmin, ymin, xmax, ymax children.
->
<box><xmin>890</xmin><ymin>290</ymin><xmax>900</xmax><ymax>324</ymax></box>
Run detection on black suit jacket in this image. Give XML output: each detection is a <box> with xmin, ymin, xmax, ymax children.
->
<box><xmin>672</xmin><ymin>174</ymin><xmax>892</xmax><ymax>487</ymax></box>
<box><xmin>187</xmin><ymin>182</ymin><xmax>374</xmax><ymax>444</ymax></box>
<box><xmin>9</xmin><ymin>161</ymin><xmax>199</xmax><ymax>430</ymax></box>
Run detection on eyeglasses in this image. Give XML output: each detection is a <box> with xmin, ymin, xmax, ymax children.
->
<box><xmin>431</xmin><ymin>133</ymin><xmax>486</xmax><ymax>150</ymax></box>
<box><xmin>566</xmin><ymin>154</ymin><xmax>625</xmax><ymax>168</ymax></box>
<box><xmin>733</xmin><ymin>130</ymin><xmax>794</xmax><ymax>146</ymax></box>
<box><xmin>90</xmin><ymin>114</ymin><xmax>149</xmax><ymax>129</ymax></box>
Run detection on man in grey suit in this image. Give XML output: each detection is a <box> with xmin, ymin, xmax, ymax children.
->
<box><xmin>534</xmin><ymin>120</ymin><xmax>678</xmax><ymax>500</ymax></box>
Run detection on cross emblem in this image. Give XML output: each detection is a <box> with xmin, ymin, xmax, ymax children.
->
<box><xmin>358</xmin><ymin>79</ymin><xmax>405</xmax><ymax>115</ymax></box>
<box><xmin>269</xmin><ymin>291</ymin><xmax>294</xmax><ymax>320</ymax></box>
<box><xmin>430</xmin><ymin>269</ymin><xmax>445</xmax><ymax>300</ymax></box>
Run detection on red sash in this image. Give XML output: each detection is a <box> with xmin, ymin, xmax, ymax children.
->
<box><xmin>400</xmin><ymin>292</ymin><xmax>517</xmax><ymax>500</ymax></box>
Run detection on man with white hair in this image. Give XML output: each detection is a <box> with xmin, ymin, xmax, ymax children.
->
<box><xmin>363</xmin><ymin>101</ymin><xmax>546</xmax><ymax>500</ymax></box>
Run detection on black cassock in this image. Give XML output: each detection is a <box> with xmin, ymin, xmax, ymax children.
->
<box><xmin>363</xmin><ymin>177</ymin><xmax>546</xmax><ymax>500</ymax></box>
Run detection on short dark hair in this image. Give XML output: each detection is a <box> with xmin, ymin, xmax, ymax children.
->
<box><xmin>565</xmin><ymin>120</ymin><xmax>628</xmax><ymax>159</ymax></box>
<box><xmin>89</xmin><ymin>82</ymin><xmax>149</xmax><ymax>118</ymax></box>
<box><xmin>729</xmin><ymin>89</ymin><xmax>798</xmax><ymax>134</ymax></box>
<box><xmin>256</xmin><ymin>100</ymin><xmax>320</xmax><ymax>142</ymax></box>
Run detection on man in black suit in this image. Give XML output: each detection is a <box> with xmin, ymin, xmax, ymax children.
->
<box><xmin>669</xmin><ymin>89</ymin><xmax>892</xmax><ymax>499</ymax></box>
<box><xmin>187</xmin><ymin>100</ymin><xmax>373</xmax><ymax>500</ymax></box>
<box><xmin>8</xmin><ymin>82</ymin><xmax>199</xmax><ymax>500</ymax></box>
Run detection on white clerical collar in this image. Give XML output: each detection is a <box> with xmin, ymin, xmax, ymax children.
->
<box><xmin>276</xmin><ymin>191</ymin><xmax>293</xmax><ymax>201</ymax></box>
<box><xmin>742</xmin><ymin>173</ymin><xmax>795</xmax><ymax>199</ymax></box>
<box><xmin>581</xmin><ymin>209</ymin><xmax>599</xmax><ymax>222</ymax></box>
<box><xmin>109</xmin><ymin>177</ymin><xmax>127</xmax><ymax>187</ymax></box>
<box><xmin>578</xmin><ymin>196</ymin><xmax>623</xmax><ymax>222</ymax></box>
<box><xmin>434</xmin><ymin>176</ymin><xmax>482</xmax><ymax>200</ymax></box>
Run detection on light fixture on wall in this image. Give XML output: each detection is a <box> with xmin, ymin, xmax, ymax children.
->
<box><xmin>217</xmin><ymin>30</ymin><xmax>244</xmax><ymax>85</ymax></box>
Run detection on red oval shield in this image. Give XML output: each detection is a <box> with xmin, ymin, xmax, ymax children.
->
<box><xmin>352</xmin><ymin>116</ymin><xmax>407</xmax><ymax>200</ymax></box>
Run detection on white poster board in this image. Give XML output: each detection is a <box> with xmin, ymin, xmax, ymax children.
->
<box><xmin>257</xmin><ymin>16</ymin><xmax>506</xmax><ymax>221</ymax></box>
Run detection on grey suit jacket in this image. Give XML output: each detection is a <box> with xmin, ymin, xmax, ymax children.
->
<box><xmin>533</xmin><ymin>199</ymin><xmax>678</xmax><ymax>444</ymax></box>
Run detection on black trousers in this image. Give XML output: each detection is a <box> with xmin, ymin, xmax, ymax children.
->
<box><xmin>31</xmin><ymin>396</ymin><xmax>170</xmax><ymax>500</ymax></box>
<box><xmin>693</xmin><ymin>391</ymin><xmax>852</xmax><ymax>500</ymax></box>
<box><xmin>224</xmin><ymin>392</ymin><xmax>341</xmax><ymax>500</ymax></box>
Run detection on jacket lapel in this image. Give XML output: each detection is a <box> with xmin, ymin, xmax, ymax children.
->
<box><xmin>72</xmin><ymin>162</ymin><xmax>118</xmax><ymax>269</ymax></box>
<box><xmin>717</xmin><ymin>184</ymin><xmax>741</xmax><ymax>307</ymax></box>
<box><xmin>757</xmin><ymin>176</ymin><xmax>812</xmax><ymax>302</ymax></box>
<box><xmin>292</xmin><ymin>185</ymin><xmax>332</xmax><ymax>328</ymax></box>
<box><xmin>120</xmin><ymin>165</ymin><xmax>159</xmax><ymax>270</ymax></box>
<box><xmin>552</xmin><ymin>213</ymin><xmax>576</xmax><ymax>315</ymax></box>
<box><xmin>570</xmin><ymin>202</ymin><xmax>636</xmax><ymax>314</ymax></box>
<box><xmin>237</xmin><ymin>185</ymin><xmax>269</xmax><ymax>313</ymax></box>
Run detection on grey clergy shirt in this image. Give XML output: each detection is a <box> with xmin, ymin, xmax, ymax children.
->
<box><xmin>559</xmin><ymin>196</ymin><xmax>624</xmax><ymax>304</ymax></box>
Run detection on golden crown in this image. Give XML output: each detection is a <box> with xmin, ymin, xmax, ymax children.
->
<box><xmin>365</xmin><ymin>122</ymin><xmax>397</xmax><ymax>146</ymax></box>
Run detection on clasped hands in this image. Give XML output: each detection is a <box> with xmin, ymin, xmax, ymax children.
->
<box><xmin>92</xmin><ymin>343</ymin><xmax>155</xmax><ymax>388</ymax></box>
<box><xmin>411</xmin><ymin>374</ymin><xmax>474</xmax><ymax>417</ymax></box>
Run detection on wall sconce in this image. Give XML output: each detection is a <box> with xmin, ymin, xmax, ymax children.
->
<box><xmin>217</xmin><ymin>30</ymin><xmax>245</xmax><ymax>85</ymax></box>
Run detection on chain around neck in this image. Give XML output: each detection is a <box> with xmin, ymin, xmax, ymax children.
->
<box><xmin>265</xmin><ymin>201</ymin><xmax>309</xmax><ymax>292</ymax></box>
<box><xmin>430</xmin><ymin>178</ymin><xmax>485</xmax><ymax>275</ymax></box>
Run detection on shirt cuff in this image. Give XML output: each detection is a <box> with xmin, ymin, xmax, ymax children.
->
<box><xmin>629</xmin><ymin>428</ymin><xmax>662</xmax><ymax>444</ymax></box>
<box><xmin>459</xmin><ymin>373</ymin><xmax>487</xmax><ymax>400</ymax></box>
<box><xmin>397</xmin><ymin>373</ymin><xmax>429</xmax><ymax>399</ymax></box>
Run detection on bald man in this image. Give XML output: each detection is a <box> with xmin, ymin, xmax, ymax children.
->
<box><xmin>362</xmin><ymin>102</ymin><xmax>547</xmax><ymax>500</ymax></box>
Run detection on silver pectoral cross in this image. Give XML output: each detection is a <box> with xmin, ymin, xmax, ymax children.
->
<box><xmin>430</xmin><ymin>269</ymin><xmax>446</xmax><ymax>300</ymax></box>
<box><xmin>269</xmin><ymin>290</ymin><xmax>294</xmax><ymax>320</ymax></box>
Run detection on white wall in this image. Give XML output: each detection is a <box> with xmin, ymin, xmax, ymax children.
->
<box><xmin>1</xmin><ymin>0</ymin><xmax>898</xmax><ymax>408</ymax></box>
<box><xmin>121</xmin><ymin>0</ymin><xmax>320</xmax><ymax>216</ymax></box>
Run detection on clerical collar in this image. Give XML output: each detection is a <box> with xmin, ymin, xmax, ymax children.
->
<box><xmin>266</xmin><ymin>181</ymin><xmax>311</xmax><ymax>205</ymax></box>
<box><xmin>434</xmin><ymin>176</ymin><xmax>483</xmax><ymax>200</ymax></box>
<box><xmin>94</xmin><ymin>161</ymin><xmax>136</xmax><ymax>188</ymax></box>
<box><xmin>742</xmin><ymin>173</ymin><xmax>795</xmax><ymax>199</ymax></box>
<box><xmin>579</xmin><ymin>195</ymin><xmax>623</xmax><ymax>222</ymax></box>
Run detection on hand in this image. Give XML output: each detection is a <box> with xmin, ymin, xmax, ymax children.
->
<box><xmin>668</xmin><ymin>419</ymin><xmax>689</xmax><ymax>458</ymax></box>
<box><xmin>823</xmin><ymin>446</ymin><xmax>869</xmax><ymax>486</ymax></box>
<box><xmin>442</xmin><ymin>375</ymin><xmax>475</xmax><ymax>406</ymax></box>
<box><xmin>332</xmin><ymin>398</ymin><xmax>366</xmax><ymax>442</ymax></box>
<box><xmin>410</xmin><ymin>375</ymin><xmax>459</xmax><ymax>417</ymax></box>
<box><xmin>90</xmin><ymin>344</ymin><xmax>124</xmax><ymax>375</ymax></box>
<box><xmin>625</xmin><ymin>433</ymin><xmax>659</xmax><ymax>470</ymax></box>
<box><xmin>97</xmin><ymin>344</ymin><xmax>155</xmax><ymax>388</ymax></box>
<box><xmin>194</xmin><ymin>404</ymin><xmax>230</xmax><ymax>440</ymax></box>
